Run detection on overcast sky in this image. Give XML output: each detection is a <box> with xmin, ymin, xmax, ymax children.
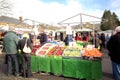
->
<box><xmin>9</xmin><ymin>0</ymin><xmax>120</xmax><ymax>26</ymax></box>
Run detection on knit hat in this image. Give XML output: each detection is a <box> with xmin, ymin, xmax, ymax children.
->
<box><xmin>22</xmin><ymin>33</ymin><xmax>29</xmax><ymax>39</ymax></box>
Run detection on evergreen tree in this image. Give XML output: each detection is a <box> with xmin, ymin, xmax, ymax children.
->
<box><xmin>111</xmin><ymin>12</ymin><xmax>119</xmax><ymax>29</ymax></box>
<box><xmin>117</xmin><ymin>19</ymin><xmax>120</xmax><ymax>26</ymax></box>
<box><xmin>100</xmin><ymin>10</ymin><xmax>120</xmax><ymax>31</ymax></box>
<box><xmin>100</xmin><ymin>10</ymin><xmax>111</xmax><ymax>31</ymax></box>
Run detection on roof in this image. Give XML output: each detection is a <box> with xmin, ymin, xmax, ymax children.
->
<box><xmin>0</xmin><ymin>16</ymin><xmax>26</xmax><ymax>26</ymax></box>
<box><xmin>0</xmin><ymin>16</ymin><xmax>19</xmax><ymax>24</ymax></box>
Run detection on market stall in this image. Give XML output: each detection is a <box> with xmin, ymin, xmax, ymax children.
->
<box><xmin>28</xmin><ymin>42</ymin><xmax>102</xmax><ymax>80</ymax></box>
<box><xmin>19</xmin><ymin>13</ymin><xmax>103</xmax><ymax>80</ymax></box>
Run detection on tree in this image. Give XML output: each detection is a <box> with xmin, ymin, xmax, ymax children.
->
<box><xmin>100</xmin><ymin>10</ymin><xmax>111</xmax><ymax>31</ymax></box>
<box><xmin>111</xmin><ymin>12</ymin><xmax>119</xmax><ymax>29</ymax></box>
<box><xmin>0</xmin><ymin>0</ymin><xmax>12</xmax><ymax>15</ymax></box>
<box><xmin>100</xmin><ymin>10</ymin><xmax>120</xmax><ymax>31</ymax></box>
<box><xmin>118</xmin><ymin>21</ymin><xmax>120</xmax><ymax>26</ymax></box>
<box><xmin>114</xmin><ymin>13</ymin><xmax>120</xmax><ymax>26</ymax></box>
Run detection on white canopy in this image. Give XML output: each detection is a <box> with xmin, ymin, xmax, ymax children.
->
<box><xmin>66</xmin><ymin>25</ymin><xmax>72</xmax><ymax>35</ymax></box>
<box><xmin>73</xmin><ymin>28</ymin><xmax>93</xmax><ymax>32</ymax></box>
<box><xmin>56</xmin><ymin>27</ymin><xmax>93</xmax><ymax>32</ymax></box>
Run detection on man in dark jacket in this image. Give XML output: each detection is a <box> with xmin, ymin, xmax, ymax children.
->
<box><xmin>107</xmin><ymin>26</ymin><xmax>120</xmax><ymax>80</ymax></box>
<box><xmin>3</xmin><ymin>29</ymin><xmax>19</xmax><ymax>76</ymax></box>
<box><xmin>64</xmin><ymin>35</ymin><xmax>69</xmax><ymax>46</ymax></box>
<box><xmin>38</xmin><ymin>31</ymin><xmax>48</xmax><ymax>46</ymax></box>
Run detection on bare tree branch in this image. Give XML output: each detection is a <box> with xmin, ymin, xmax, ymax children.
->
<box><xmin>0</xmin><ymin>0</ymin><xmax>13</xmax><ymax>15</ymax></box>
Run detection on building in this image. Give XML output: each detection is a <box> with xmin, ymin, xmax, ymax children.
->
<box><xmin>0</xmin><ymin>16</ymin><xmax>34</xmax><ymax>40</ymax></box>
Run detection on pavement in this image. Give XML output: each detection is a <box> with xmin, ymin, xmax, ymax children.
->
<box><xmin>101</xmin><ymin>50</ymin><xmax>114</xmax><ymax>80</ymax></box>
<box><xmin>0</xmin><ymin>50</ymin><xmax>114</xmax><ymax>80</ymax></box>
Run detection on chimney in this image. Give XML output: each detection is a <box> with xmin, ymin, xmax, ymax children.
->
<box><xmin>19</xmin><ymin>16</ymin><xmax>23</xmax><ymax>22</ymax></box>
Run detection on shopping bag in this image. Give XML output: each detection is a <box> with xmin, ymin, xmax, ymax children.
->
<box><xmin>23</xmin><ymin>39</ymin><xmax>31</xmax><ymax>53</ymax></box>
<box><xmin>23</xmin><ymin>44</ymin><xmax>31</xmax><ymax>53</ymax></box>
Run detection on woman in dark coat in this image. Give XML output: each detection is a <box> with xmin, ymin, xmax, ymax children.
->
<box><xmin>18</xmin><ymin>33</ymin><xmax>32</xmax><ymax>78</ymax></box>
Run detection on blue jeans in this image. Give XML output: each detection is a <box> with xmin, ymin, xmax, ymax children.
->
<box><xmin>112</xmin><ymin>61</ymin><xmax>120</xmax><ymax>80</ymax></box>
<box><xmin>7</xmin><ymin>54</ymin><xmax>19</xmax><ymax>75</ymax></box>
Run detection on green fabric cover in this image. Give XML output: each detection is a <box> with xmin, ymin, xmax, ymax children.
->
<box><xmin>38</xmin><ymin>56</ymin><xmax>50</xmax><ymax>72</ymax></box>
<box><xmin>50</xmin><ymin>56</ymin><xmax>62</xmax><ymax>75</ymax></box>
<box><xmin>62</xmin><ymin>58</ymin><xmax>102</xmax><ymax>80</ymax></box>
<box><xmin>31</xmin><ymin>55</ymin><xmax>39</xmax><ymax>72</ymax></box>
<box><xmin>30</xmin><ymin>56</ymin><xmax>102</xmax><ymax>80</ymax></box>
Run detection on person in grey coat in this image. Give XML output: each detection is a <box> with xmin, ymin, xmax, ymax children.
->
<box><xmin>3</xmin><ymin>30</ymin><xmax>19</xmax><ymax>76</ymax></box>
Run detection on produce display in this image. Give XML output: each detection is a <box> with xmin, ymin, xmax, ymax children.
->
<box><xmin>35</xmin><ymin>43</ymin><xmax>54</xmax><ymax>57</ymax></box>
<box><xmin>47</xmin><ymin>45</ymin><xmax>65</xmax><ymax>56</ymax></box>
<box><xmin>62</xmin><ymin>46</ymin><xmax>83</xmax><ymax>57</ymax></box>
<box><xmin>34</xmin><ymin>41</ymin><xmax>102</xmax><ymax>60</ymax></box>
<box><xmin>81</xmin><ymin>44</ymin><xmax>103</xmax><ymax>60</ymax></box>
<box><xmin>32</xmin><ymin>39</ymin><xmax>41</xmax><ymax>54</ymax></box>
<box><xmin>76</xmin><ymin>41</ymin><xmax>89</xmax><ymax>47</ymax></box>
<box><xmin>32</xmin><ymin>45</ymin><xmax>41</xmax><ymax>54</ymax></box>
<box><xmin>82</xmin><ymin>48</ymin><xmax>102</xmax><ymax>57</ymax></box>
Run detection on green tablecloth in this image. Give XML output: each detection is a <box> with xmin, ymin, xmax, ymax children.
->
<box><xmin>30</xmin><ymin>56</ymin><xmax>102</xmax><ymax>79</ymax></box>
<box><xmin>37</xmin><ymin>57</ymin><xmax>50</xmax><ymax>73</ymax></box>
<box><xmin>31</xmin><ymin>55</ymin><xmax>39</xmax><ymax>72</ymax></box>
<box><xmin>50</xmin><ymin>56</ymin><xmax>62</xmax><ymax>75</ymax></box>
<box><xmin>62</xmin><ymin>58</ymin><xmax>102</xmax><ymax>80</ymax></box>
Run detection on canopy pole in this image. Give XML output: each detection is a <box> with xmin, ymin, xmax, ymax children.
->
<box><xmin>80</xmin><ymin>13</ymin><xmax>83</xmax><ymax>29</ymax></box>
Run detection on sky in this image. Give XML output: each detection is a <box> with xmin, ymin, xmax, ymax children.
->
<box><xmin>9</xmin><ymin>0</ymin><xmax>120</xmax><ymax>26</ymax></box>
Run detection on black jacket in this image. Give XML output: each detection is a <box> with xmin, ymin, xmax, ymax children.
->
<box><xmin>18</xmin><ymin>38</ymin><xmax>32</xmax><ymax>53</ymax></box>
<box><xmin>107</xmin><ymin>32</ymin><xmax>120</xmax><ymax>64</ymax></box>
<box><xmin>38</xmin><ymin>33</ymin><xmax>47</xmax><ymax>46</ymax></box>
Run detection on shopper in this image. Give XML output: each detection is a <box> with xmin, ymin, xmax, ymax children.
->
<box><xmin>64</xmin><ymin>35</ymin><xmax>69</xmax><ymax>46</ymax></box>
<box><xmin>38</xmin><ymin>30</ymin><xmax>48</xmax><ymax>46</ymax></box>
<box><xmin>29</xmin><ymin>32</ymin><xmax>33</xmax><ymax>43</ymax></box>
<box><xmin>18</xmin><ymin>33</ymin><xmax>32</xmax><ymax>78</ymax></box>
<box><xmin>107</xmin><ymin>26</ymin><xmax>120</xmax><ymax>80</ymax></box>
<box><xmin>100</xmin><ymin>33</ymin><xmax>106</xmax><ymax>50</ymax></box>
<box><xmin>75</xmin><ymin>32</ymin><xmax>82</xmax><ymax>41</ymax></box>
<box><xmin>3</xmin><ymin>28</ymin><xmax>19</xmax><ymax>76</ymax></box>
